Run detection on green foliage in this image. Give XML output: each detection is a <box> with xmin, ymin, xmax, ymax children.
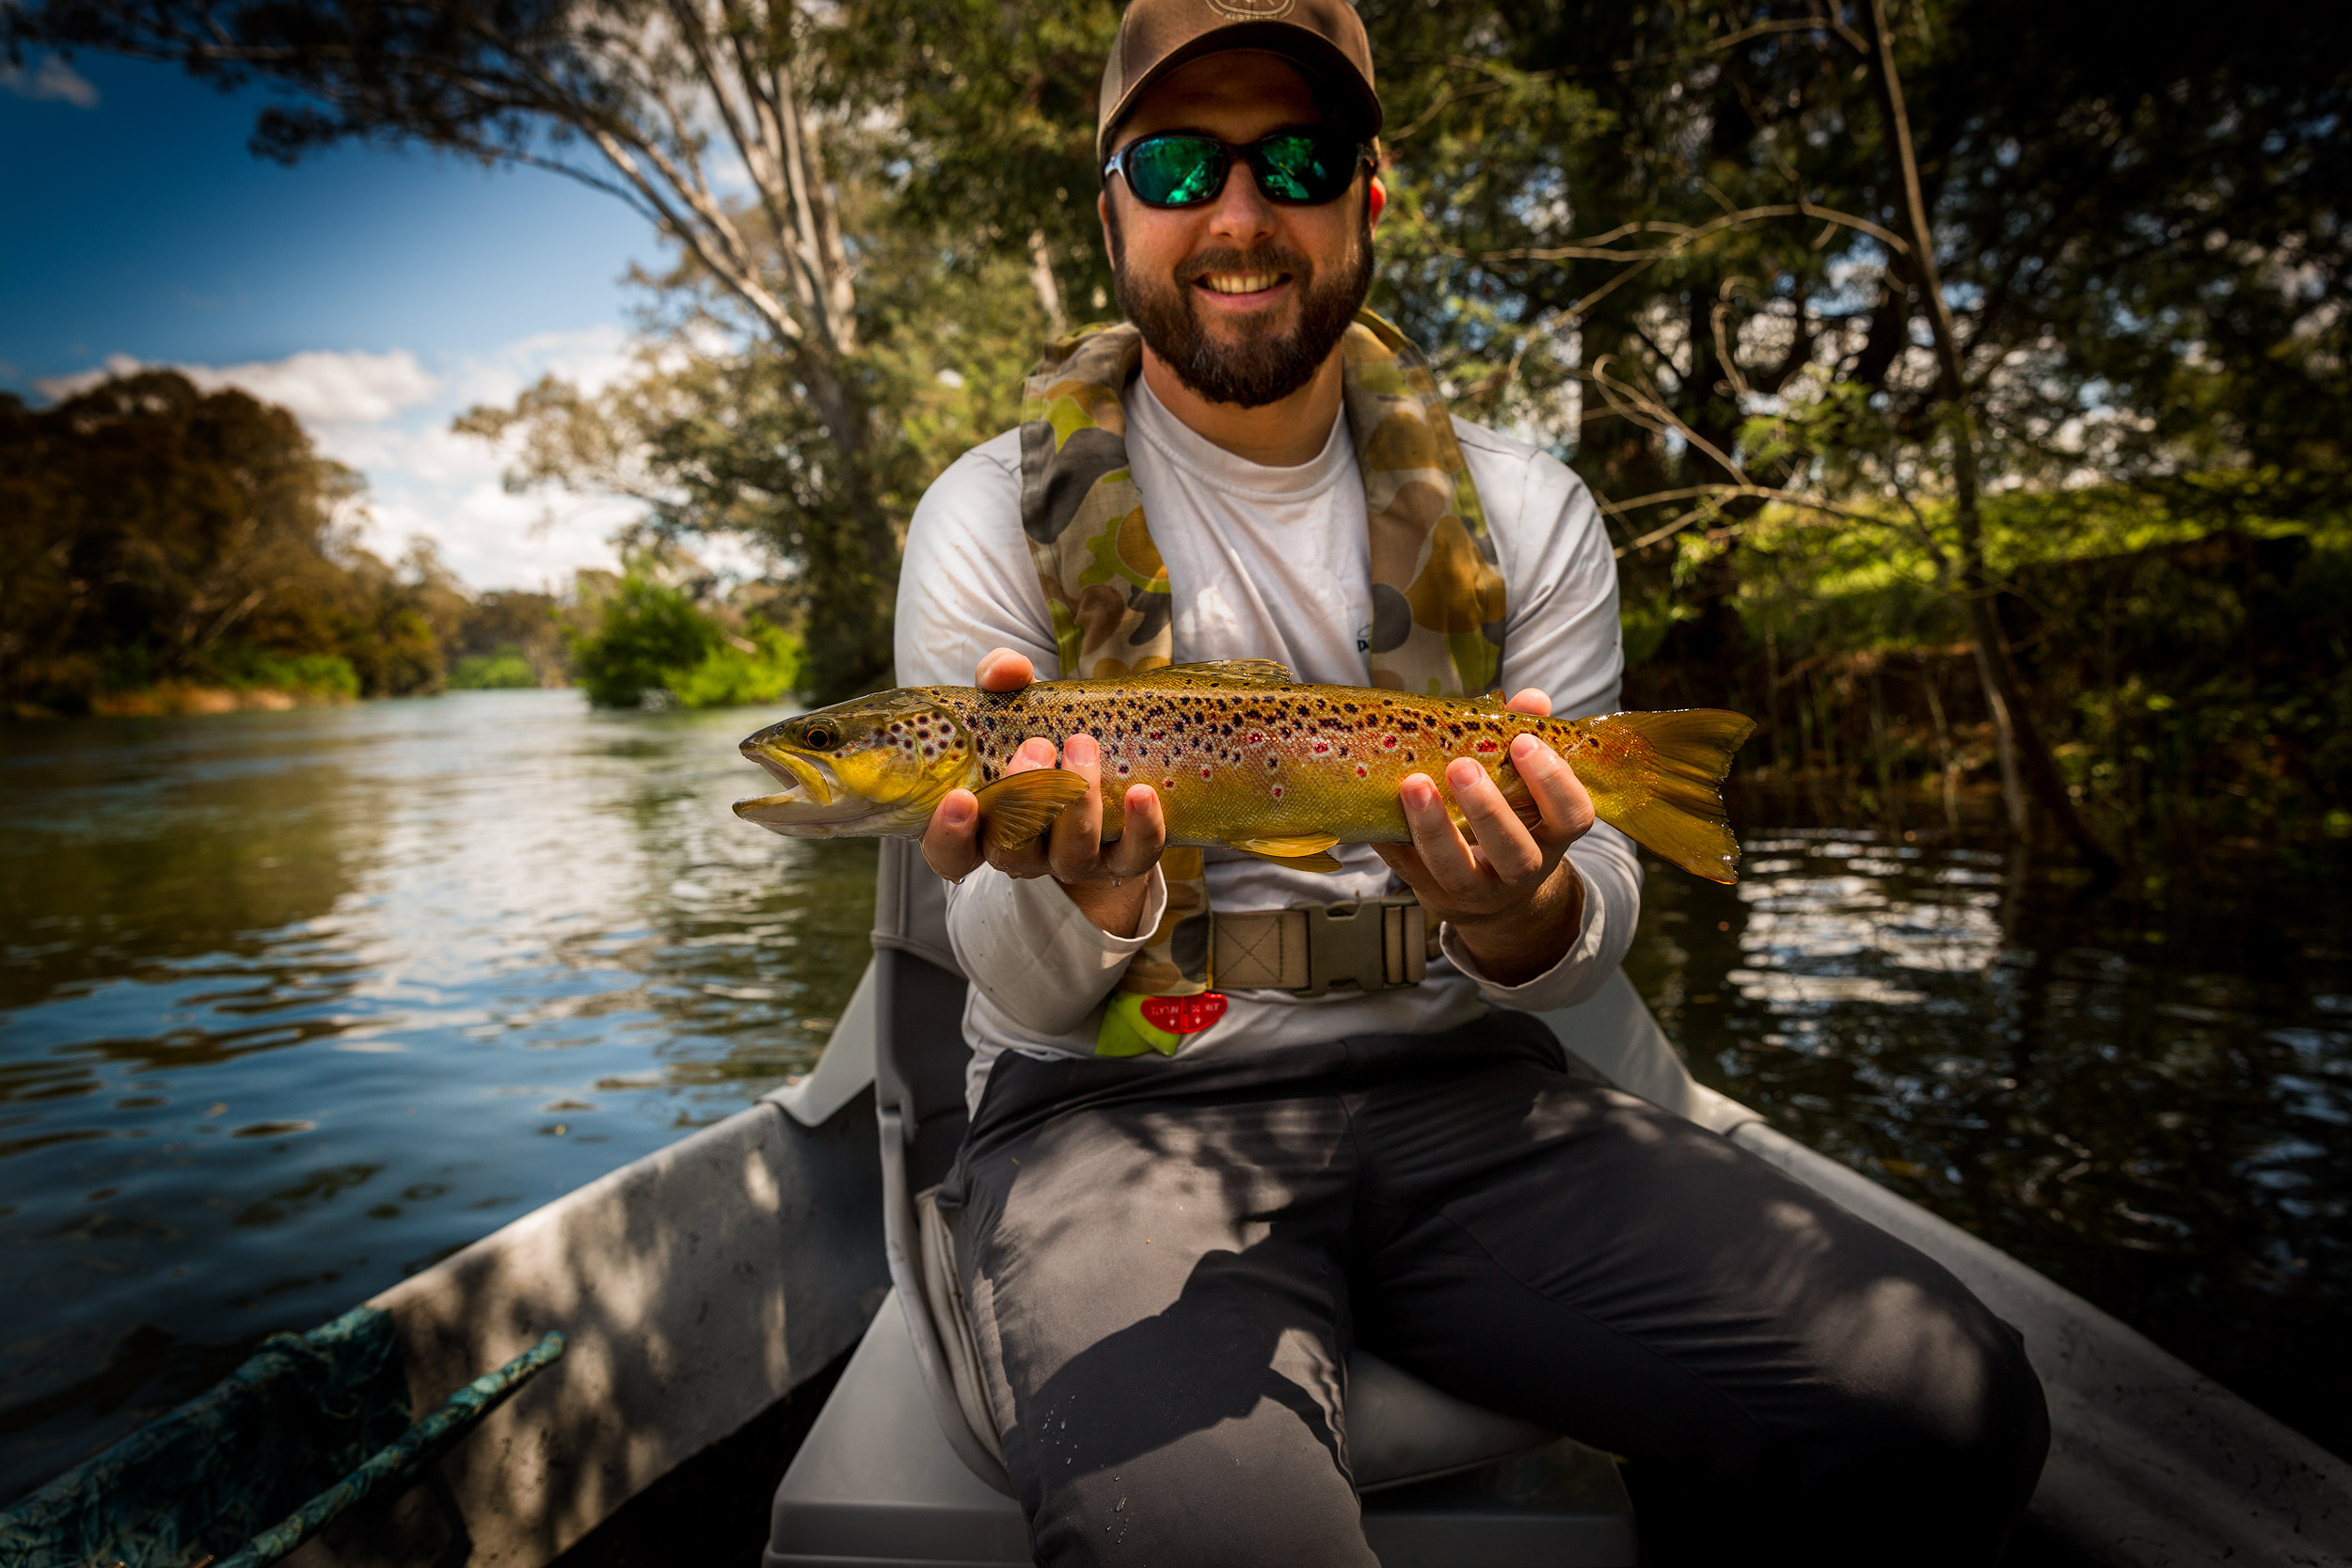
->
<box><xmin>448</xmin><ymin>647</ymin><xmax>540</xmax><ymax>690</ymax></box>
<box><xmin>569</xmin><ymin>571</ymin><xmax>801</xmax><ymax>710</ymax></box>
<box><xmin>206</xmin><ymin>646</ymin><xmax>364</xmax><ymax>700</ymax></box>
<box><xmin>0</xmin><ymin>372</ymin><xmax>462</xmax><ymax>714</ymax></box>
<box><xmin>1678</xmin><ymin>472</ymin><xmax>2352</xmax><ymax>842</ymax></box>
<box><xmin>667</xmin><ymin>621</ymin><xmax>803</xmax><ymax>709</ymax></box>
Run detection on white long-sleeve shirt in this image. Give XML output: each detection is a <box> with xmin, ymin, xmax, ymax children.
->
<box><xmin>895</xmin><ymin>375</ymin><xmax>1642</xmax><ymax>1112</ymax></box>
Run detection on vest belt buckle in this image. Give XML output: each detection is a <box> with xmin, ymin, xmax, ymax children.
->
<box><xmin>1286</xmin><ymin>895</ymin><xmax>1426</xmax><ymax>998</ymax></box>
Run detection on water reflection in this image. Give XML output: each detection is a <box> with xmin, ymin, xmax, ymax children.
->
<box><xmin>0</xmin><ymin>692</ymin><xmax>874</xmax><ymax>1499</ymax></box>
<box><xmin>1630</xmin><ymin>830</ymin><xmax>2352</xmax><ymax>1463</ymax></box>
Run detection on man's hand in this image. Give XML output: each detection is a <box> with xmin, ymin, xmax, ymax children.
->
<box><xmin>1371</xmin><ymin>688</ymin><xmax>1597</xmax><ymax>987</ymax></box>
<box><xmin>920</xmin><ymin>648</ymin><xmax>1168</xmax><ymax>938</ymax></box>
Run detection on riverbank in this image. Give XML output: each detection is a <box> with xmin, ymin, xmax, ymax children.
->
<box><xmin>63</xmin><ymin>681</ymin><xmax>352</xmax><ymax>719</ymax></box>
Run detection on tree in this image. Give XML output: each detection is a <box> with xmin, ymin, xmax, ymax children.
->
<box><xmin>3</xmin><ymin>372</ymin><xmax>346</xmax><ymax>707</ymax></box>
<box><xmin>1353</xmin><ymin>0</ymin><xmax>2346</xmax><ymax>858</ymax></box>
<box><xmin>10</xmin><ymin>0</ymin><xmax>912</xmax><ymax>695</ymax></box>
<box><xmin>0</xmin><ymin>371</ymin><xmax>479</xmax><ymax>711</ymax></box>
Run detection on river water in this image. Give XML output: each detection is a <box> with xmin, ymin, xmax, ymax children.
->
<box><xmin>2</xmin><ymin>690</ymin><xmax>2345</xmax><ymax>1501</ymax></box>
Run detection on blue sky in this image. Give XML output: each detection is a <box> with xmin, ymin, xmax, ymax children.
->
<box><xmin>2</xmin><ymin>51</ymin><xmax>668</xmax><ymax>587</ymax></box>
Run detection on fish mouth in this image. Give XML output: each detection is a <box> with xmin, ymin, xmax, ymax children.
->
<box><xmin>742</xmin><ymin>742</ymin><xmax>836</xmax><ymax>808</ymax></box>
<box><xmin>735</xmin><ymin>742</ymin><xmax>919</xmax><ymax>837</ymax></box>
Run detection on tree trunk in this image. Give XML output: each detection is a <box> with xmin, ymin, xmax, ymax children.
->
<box><xmin>1029</xmin><ymin>230</ymin><xmax>1071</xmax><ymax>340</ymax></box>
<box><xmin>1863</xmin><ymin>0</ymin><xmax>2116</xmax><ymax>876</ymax></box>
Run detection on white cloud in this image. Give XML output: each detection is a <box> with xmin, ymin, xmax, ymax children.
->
<box><xmin>2</xmin><ymin>55</ymin><xmax>100</xmax><ymax>109</ymax></box>
<box><xmin>37</xmin><ymin>331</ymin><xmax>661</xmax><ymax>591</ymax></box>
<box><xmin>36</xmin><ymin>347</ymin><xmax>440</xmax><ymax>426</ymax></box>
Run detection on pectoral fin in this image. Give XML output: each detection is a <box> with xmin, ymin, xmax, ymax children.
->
<box><xmin>974</xmin><ymin>769</ymin><xmax>1089</xmax><ymax>851</ymax></box>
<box><xmin>1230</xmin><ymin>834</ymin><xmax>1343</xmax><ymax>873</ymax></box>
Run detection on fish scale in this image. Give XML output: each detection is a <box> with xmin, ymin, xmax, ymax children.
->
<box><xmin>734</xmin><ymin>660</ymin><xmax>1756</xmax><ymax>883</ymax></box>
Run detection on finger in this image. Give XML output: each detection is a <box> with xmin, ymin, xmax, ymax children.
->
<box><xmin>1045</xmin><ymin>733</ymin><xmax>1104</xmax><ymax>881</ymax></box>
<box><xmin>1400</xmin><ymin>770</ymin><xmax>1483</xmax><ymax>897</ymax></box>
<box><xmin>986</xmin><ymin>832</ymin><xmax>1053</xmax><ymax>879</ymax></box>
<box><xmin>1505</xmin><ymin>688</ymin><xmax>1553</xmax><ymax>718</ymax></box>
<box><xmin>920</xmin><ymin>787</ymin><xmax>985</xmax><ymax>881</ymax></box>
<box><xmin>1509</xmin><ymin>733</ymin><xmax>1597</xmax><ymax>844</ymax></box>
<box><xmin>976</xmin><ymin>647</ymin><xmax>1037</xmax><ymax>691</ymax></box>
<box><xmin>1449</xmin><ymin>756</ymin><xmax>1544</xmax><ymax>883</ymax></box>
<box><xmin>1371</xmin><ymin>840</ymin><xmax>1438</xmax><ymax>900</ymax></box>
<box><xmin>1104</xmin><ymin>784</ymin><xmax>1166</xmax><ymax>880</ymax></box>
<box><xmin>1004</xmin><ymin>736</ymin><xmax>1057</xmax><ymax>774</ymax></box>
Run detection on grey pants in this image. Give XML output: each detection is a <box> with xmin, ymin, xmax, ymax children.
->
<box><xmin>938</xmin><ymin>1011</ymin><xmax>2048</xmax><ymax>1567</ymax></box>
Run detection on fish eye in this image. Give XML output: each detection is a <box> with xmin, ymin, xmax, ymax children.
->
<box><xmin>802</xmin><ymin>723</ymin><xmax>838</xmax><ymax>750</ymax></box>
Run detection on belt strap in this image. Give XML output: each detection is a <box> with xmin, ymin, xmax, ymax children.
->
<box><xmin>1209</xmin><ymin>896</ymin><xmax>1434</xmax><ymax>996</ymax></box>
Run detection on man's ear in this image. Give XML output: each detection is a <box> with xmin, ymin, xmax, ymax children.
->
<box><xmin>1368</xmin><ymin>175</ymin><xmax>1387</xmax><ymax>230</ymax></box>
<box><xmin>1098</xmin><ymin>188</ymin><xmax>1114</xmax><ymax>257</ymax></box>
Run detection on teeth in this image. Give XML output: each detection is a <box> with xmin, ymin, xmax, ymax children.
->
<box><xmin>1201</xmin><ymin>273</ymin><xmax>1279</xmax><ymax>294</ymax></box>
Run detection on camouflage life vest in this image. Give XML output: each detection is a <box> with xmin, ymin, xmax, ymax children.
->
<box><xmin>1015</xmin><ymin>309</ymin><xmax>1505</xmax><ymax>1053</ymax></box>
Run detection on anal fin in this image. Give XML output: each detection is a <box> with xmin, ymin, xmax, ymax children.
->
<box><xmin>974</xmin><ymin>769</ymin><xmax>1089</xmax><ymax>852</ymax></box>
<box><xmin>1230</xmin><ymin>833</ymin><xmax>1343</xmax><ymax>874</ymax></box>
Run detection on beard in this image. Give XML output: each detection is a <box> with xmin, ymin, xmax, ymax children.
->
<box><xmin>1107</xmin><ymin>198</ymin><xmax>1375</xmax><ymax>409</ymax></box>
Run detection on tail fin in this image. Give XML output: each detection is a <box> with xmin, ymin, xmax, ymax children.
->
<box><xmin>1590</xmin><ymin>709</ymin><xmax>1756</xmax><ymax>883</ymax></box>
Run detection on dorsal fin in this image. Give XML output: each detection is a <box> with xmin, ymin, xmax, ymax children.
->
<box><xmin>1129</xmin><ymin>659</ymin><xmax>1297</xmax><ymax>687</ymax></box>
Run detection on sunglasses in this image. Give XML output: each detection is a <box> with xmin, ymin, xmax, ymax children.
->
<box><xmin>1103</xmin><ymin>127</ymin><xmax>1374</xmax><ymax>210</ymax></box>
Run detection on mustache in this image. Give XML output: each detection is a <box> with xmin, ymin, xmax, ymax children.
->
<box><xmin>1173</xmin><ymin>245</ymin><xmax>1313</xmax><ymax>288</ymax></box>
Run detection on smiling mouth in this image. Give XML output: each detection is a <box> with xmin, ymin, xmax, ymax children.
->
<box><xmin>1197</xmin><ymin>270</ymin><xmax>1290</xmax><ymax>297</ymax></box>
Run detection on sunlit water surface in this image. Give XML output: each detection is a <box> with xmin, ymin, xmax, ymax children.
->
<box><xmin>0</xmin><ymin>692</ymin><xmax>874</xmax><ymax>1498</ymax></box>
<box><xmin>2</xmin><ymin>693</ymin><xmax>2345</xmax><ymax>1499</ymax></box>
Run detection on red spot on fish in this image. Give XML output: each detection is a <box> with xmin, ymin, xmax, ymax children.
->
<box><xmin>1382</xmin><ymin>735</ymin><xmax>1398</xmax><ymax>749</ymax></box>
<box><xmin>1199</xmin><ymin>766</ymin><xmax>1213</xmax><ymax>780</ymax></box>
<box><xmin>1246</xmin><ymin>731</ymin><xmax>1264</xmax><ymax>746</ymax></box>
<box><xmin>1354</xmin><ymin>763</ymin><xmax>1369</xmax><ymax>778</ymax></box>
<box><xmin>1474</xmin><ymin>738</ymin><xmax>1500</xmax><ymax>753</ymax></box>
<box><xmin>1311</xmin><ymin>740</ymin><xmax>1330</xmax><ymax>754</ymax></box>
<box><xmin>1272</xmin><ymin>785</ymin><xmax>1284</xmax><ymax>799</ymax></box>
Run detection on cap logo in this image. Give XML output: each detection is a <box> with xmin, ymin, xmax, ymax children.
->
<box><xmin>1207</xmin><ymin>0</ymin><xmax>1296</xmax><ymax>18</ymax></box>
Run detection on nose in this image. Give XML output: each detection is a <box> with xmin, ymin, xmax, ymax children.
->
<box><xmin>1202</xmin><ymin>150</ymin><xmax>1279</xmax><ymax>247</ymax></box>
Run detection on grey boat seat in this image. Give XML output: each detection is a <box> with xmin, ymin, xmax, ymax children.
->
<box><xmin>766</xmin><ymin>1292</ymin><xmax>1638</xmax><ymax>1568</ymax></box>
<box><xmin>766</xmin><ymin>841</ymin><xmax>1638</xmax><ymax>1566</ymax></box>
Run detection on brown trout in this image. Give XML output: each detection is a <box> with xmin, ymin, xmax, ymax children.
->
<box><xmin>733</xmin><ymin>659</ymin><xmax>1756</xmax><ymax>882</ymax></box>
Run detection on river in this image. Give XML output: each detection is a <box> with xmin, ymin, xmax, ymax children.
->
<box><xmin>1</xmin><ymin>689</ymin><xmax>2344</xmax><ymax>1502</ymax></box>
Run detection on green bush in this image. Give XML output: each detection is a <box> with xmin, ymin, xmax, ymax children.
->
<box><xmin>449</xmin><ymin>647</ymin><xmax>539</xmax><ymax>689</ymax></box>
<box><xmin>668</xmin><ymin>620</ymin><xmax>801</xmax><ymax>708</ymax></box>
<box><xmin>206</xmin><ymin>644</ymin><xmax>362</xmax><ymax>700</ymax></box>
<box><xmin>571</xmin><ymin>574</ymin><xmax>800</xmax><ymax>709</ymax></box>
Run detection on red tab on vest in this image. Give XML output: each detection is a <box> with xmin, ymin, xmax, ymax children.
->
<box><xmin>1140</xmin><ymin>992</ymin><xmax>1229</xmax><ymax>1035</ymax></box>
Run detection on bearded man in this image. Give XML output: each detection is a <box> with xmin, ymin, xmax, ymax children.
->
<box><xmin>893</xmin><ymin>2</ymin><xmax>2049</xmax><ymax>1562</ymax></box>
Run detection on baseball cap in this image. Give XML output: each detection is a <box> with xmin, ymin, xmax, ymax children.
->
<box><xmin>1096</xmin><ymin>0</ymin><xmax>1383</xmax><ymax>166</ymax></box>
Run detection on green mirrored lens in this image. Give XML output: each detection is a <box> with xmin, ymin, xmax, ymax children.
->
<box><xmin>1127</xmin><ymin>136</ymin><xmax>1225</xmax><ymax>206</ymax></box>
<box><xmin>1254</xmin><ymin>132</ymin><xmax>1345</xmax><ymax>202</ymax></box>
